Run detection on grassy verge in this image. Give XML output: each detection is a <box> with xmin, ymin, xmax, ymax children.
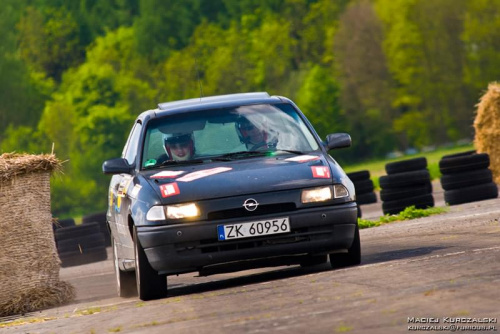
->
<box><xmin>358</xmin><ymin>205</ymin><xmax>448</xmax><ymax>229</ymax></box>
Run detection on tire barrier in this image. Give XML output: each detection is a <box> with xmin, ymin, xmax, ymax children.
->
<box><xmin>53</xmin><ymin>217</ymin><xmax>75</xmax><ymax>230</ymax></box>
<box><xmin>380</xmin><ymin>157</ymin><xmax>434</xmax><ymax>215</ymax></box>
<box><xmin>54</xmin><ymin>222</ymin><xmax>108</xmax><ymax>267</ymax></box>
<box><xmin>347</xmin><ymin>170</ymin><xmax>378</xmax><ymax>206</ymax></box>
<box><xmin>439</xmin><ymin>151</ymin><xmax>498</xmax><ymax>205</ymax></box>
<box><xmin>82</xmin><ymin>211</ymin><xmax>111</xmax><ymax>247</ymax></box>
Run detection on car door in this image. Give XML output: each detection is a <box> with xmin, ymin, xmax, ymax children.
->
<box><xmin>110</xmin><ymin>121</ymin><xmax>142</xmax><ymax>259</ymax></box>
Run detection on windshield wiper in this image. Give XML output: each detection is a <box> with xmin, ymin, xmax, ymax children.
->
<box><xmin>212</xmin><ymin>151</ymin><xmax>267</xmax><ymax>161</ymax></box>
<box><xmin>274</xmin><ymin>149</ymin><xmax>305</xmax><ymax>155</ymax></box>
<box><xmin>158</xmin><ymin>158</ymin><xmax>206</xmax><ymax>166</ymax></box>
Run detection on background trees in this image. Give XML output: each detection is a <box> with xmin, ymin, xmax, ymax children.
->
<box><xmin>0</xmin><ymin>0</ymin><xmax>497</xmax><ymax>216</ymax></box>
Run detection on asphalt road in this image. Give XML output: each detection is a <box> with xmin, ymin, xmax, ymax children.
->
<box><xmin>2</xmin><ymin>184</ymin><xmax>500</xmax><ymax>334</ymax></box>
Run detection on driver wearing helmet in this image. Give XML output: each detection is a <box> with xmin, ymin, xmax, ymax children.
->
<box><xmin>164</xmin><ymin>133</ymin><xmax>195</xmax><ymax>161</ymax></box>
<box><xmin>236</xmin><ymin>117</ymin><xmax>276</xmax><ymax>151</ymax></box>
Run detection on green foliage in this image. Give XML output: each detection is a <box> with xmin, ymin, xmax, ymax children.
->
<box><xmin>358</xmin><ymin>205</ymin><xmax>448</xmax><ymax>229</ymax></box>
<box><xmin>0</xmin><ymin>125</ymin><xmax>50</xmax><ymax>154</ymax></box>
<box><xmin>375</xmin><ymin>0</ymin><xmax>472</xmax><ymax>146</ymax></box>
<box><xmin>134</xmin><ymin>0</ymin><xmax>203</xmax><ymax>61</ymax></box>
<box><xmin>40</xmin><ymin>26</ymin><xmax>154</xmax><ymax>214</ymax></box>
<box><xmin>296</xmin><ymin>64</ymin><xmax>343</xmax><ymax>139</ymax></box>
<box><xmin>462</xmin><ymin>0</ymin><xmax>500</xmax><ymax>91</ymax></box>
<box><xmin>17</xmin><ymin>6</ymin><xmax>83</xmax><ymax>81</ymax></box>
<box><xmin>0</xmin><ymin>1</ymin><xmax>51</xmax><ymax>134</ymax></box>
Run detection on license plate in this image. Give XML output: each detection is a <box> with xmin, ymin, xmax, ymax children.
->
<box><xmin>217</xmin><ymin>217</ymin><xmax>290</xmax><ymax>241</ymax></box>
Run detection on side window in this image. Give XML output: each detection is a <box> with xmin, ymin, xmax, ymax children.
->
<box><xmin>123</xmin><ymin>122</ymin><xmax>142</xmax><ymax>165</ymax></box>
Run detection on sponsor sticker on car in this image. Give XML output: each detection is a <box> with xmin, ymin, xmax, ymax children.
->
<box><xmin>285</xmin><ymin>155</ymin><xmax>320</xmax><ymax>163</ymax></box>
<box><xmin>159</xmin><ymin>183</ymin><xmax>180</xmax><ymax>198</ymax></box>
<box><xmin>151</xmin><ymin>171</ymin><xmax>185</xmax><ymax>179</ymax></box>
<box><xmin>177</xmin><ymin>167</ymin><xmax>232</xmax><ymax>182</ymax></box>
<box><xmin>311</xmin><ymin>166</ymin><xmax>331</xmax><ymax>178</ymax></box>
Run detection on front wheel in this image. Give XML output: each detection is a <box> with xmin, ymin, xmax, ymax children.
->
<box><xmin>329</xmin><ymin>224</ymin><xmax>361</xmax><ymax>269</ymax></box>
<box><xmin>133</xmin><ymin>228</ymin><xmax>167</xmax><ymax>301</ymax></box>
<box><xmin>112</xmin><ymin>237</ymin><xmax>137</xmax><ymax>297</ymax></box>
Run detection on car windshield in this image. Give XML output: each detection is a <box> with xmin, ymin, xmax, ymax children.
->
<box><xmin>141</xmin><ymin>103</ymin><xmax>320</xmax><ymax>169</ymax></box>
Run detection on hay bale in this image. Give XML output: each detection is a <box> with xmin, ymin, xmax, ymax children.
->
<box><xmin>474</xmin><ymin>82</ymin><xmax>500</xmax><ymax>184</ymax></box>
<box><xmin>0</xmin><ymin>153</ymin><xmax>74</xmax><ymax>316</ymax></box>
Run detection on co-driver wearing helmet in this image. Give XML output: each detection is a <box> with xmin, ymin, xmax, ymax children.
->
<box><xmin>164</xmin><ymin>133</ymin><xmax>195</xmax><ymax>161</ymax></box>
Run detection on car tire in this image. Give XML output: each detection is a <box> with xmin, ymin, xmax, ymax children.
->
<box><xmin>439</xmin><ymin>153</ymin><xmax>489</xmax><ymax>174</ymax></box>
<box><xmin>441</xmin><ymin>150</ymin><xmax>476</xmax><ymax>160</ymax></box>
<box><xmin>54</xmin><ymin>222</ymin><xmax>101</xmax><ymax>240</ymax></box>
<box><xmin>353</xmin><ymin>179</ymin><xmax>374</xmax><ymax>194</ymax></box>
<box><xmin>329</xmin><ymin>224</ymin><xmax>361</xmax><ymax>269</ymax></box>
<box><xmin>356</xmin><ymin>192</ymin><xmax>377</xmax><ymax>205</ymax></box>
<box><xmin>82</xmin><ymin>212</ymin><xmax>107</xmax><ymax>224</ymax></box>
<box><xmin>134</xmin><ymin>228</ymin><xmax>167</xmax><ymax>301</ymax></box>
<box><xmin>440</xmin><ymin>169</ymin><xmax>493</xmax><ymax>190</ymax></box>
<box><xmin>59</xmin><ymin>246</ymin><xmax>108</xmax><ymax>267</ymax></box>
<box><xmin>380</xmin><ymin>182</ymin><xmax>432</xmax><ymax>202</ymax></box>
<box><xmin>113</xmin><ymin>238</ymin><xmax>137</xmax><ymax>297</ymax></box>
<box><xmin>57</xmin><ymin>233</ymin><xmax>105</xmax><ymax>253</ymax></box>
<box><xmin>385</xmin><ymin>157</ymin><xmax>427</xmax><ymax>174</ymax></box>
<box><xmin>347</xmin><ymin>170</ymin><xmax>370</xmax><ymax>182</ymax></box>
<box><xmin>83</xmin><ymin>212</ymin><xmax>111</xmax><ymax>247</ymax></box>
<box><xmin>379</xmin><ymin>170</ymin><xmax>431</xmax><ymax>189</ymax></box>
<box><xmin>382</xmin><ymin>194</ymin><xmax>434</xmax><ymax>215</ymax></box>
<box><xmin>53</xmin><ymin>218</ymin><xmax>75</xmax><ymax>229</ymax></box>
<box><xmin>444</xmin><ymin>182</ymin><xmax>498</xmax><ymax>205</ymax></box>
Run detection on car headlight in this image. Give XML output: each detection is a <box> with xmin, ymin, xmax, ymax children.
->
<box><xmin>165</xmin><ymin>203</ymin><xmax>200</xmax><ymax>219</ymax></box>
<box><xmin>146</xmin><ymin>206</ymin><xmax>166</xmax><ymax>221</ymax></box>
<box><xmin>301</xmin><ymin>185</ymin><xmax>349</xmax><ymax>204</ymax></box>
<box><xmin>301</xmin><ymin>186</ymin><xmax>333</xmax><ymax>203</ymax></box>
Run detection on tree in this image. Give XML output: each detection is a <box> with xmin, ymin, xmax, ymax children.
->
<box><xmin>296</xmin><ymin>64</ymin><xmax>344</xmax><ymax>141</ymax></box>
<box><xmin>463</xmin><ymin>0</ymin><xmax>500</xmax><ymax>91</ymax></box>
<box><xmin>0</xmin><ymin>1</ymin><xmax>51</xmax><ymax>135</ymax></box>
<box><xmin>38</xmin><ymin>26</ymin><xmax>155</xmax><ymax>214</ymax></box>
<box><xmin>17</xmin><ymin>6</ymin><xmax>83</xmax><ymax>81</ymax></box>
<box><xmin>334</xmin><ymin>0</ymin><xmax>397</xmax><ymax>159</ymax></box>
<box><xmin>375</xmin><ymin>0</ymin><xmax>471</xmax><ymax>147</ymax></box>
<box><xmin>134</xmin><ymin>0</ymin><xmax>202</xmax><ymax>61</ymax></box>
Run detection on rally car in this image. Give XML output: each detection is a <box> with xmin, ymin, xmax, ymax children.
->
<box><xmin>103</xmin><ymin>92</ymin><xmax>360</xmax><ymax>301</ymax></box>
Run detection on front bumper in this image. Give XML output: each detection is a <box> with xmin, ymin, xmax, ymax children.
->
<box><xmin>137</xmin><ymin>202</ymin><xmax>358</xmax><ymax>275</ymax></box>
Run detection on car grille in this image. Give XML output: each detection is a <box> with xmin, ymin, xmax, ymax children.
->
<box><xmin>175</xmin><ymin>226</ymin><xmax>331</xmax><ymax>254</ymax></box>
<box><xmin>207</xmin><ymin>203</ymin><xmax>296</xmax><ymax>220</ymax></box>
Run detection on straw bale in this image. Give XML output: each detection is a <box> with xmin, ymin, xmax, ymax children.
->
<box><xmin>0</xmin><ymin>154</ymin><xmax>74</xmax><ymax>316</ymax></box>
<box><xmin>474</xmin><ymin>82</ymin><xmax>500</xmax><ymax>183</ymax></box>
<box><xmin>0</xmin><ymin>153</ymin><xmax>62</xmax><ymax>183</ymax></box>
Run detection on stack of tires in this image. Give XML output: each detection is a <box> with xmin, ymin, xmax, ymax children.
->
<box><xmin>52</xmin><ymin>217</ymin><xmax>75</xmax><ymax>230</ymax></box>
<box><xmin>347</xmin><ymin>170</ymin><xmax>378</xmax><ymax>205</ymax></box>
<box><xmin>82</xmin><ymin>212</ymin><xmax>111</xmax><ymax>247</ymax></box>
<box><xmin>439</xmin><ymin>151</ymin><xmax>498</xmax><ymax>205</ymax></box>
<box><xmin>54</xmin><ymin>222</ymin><xmax>108</xmax><ymax>267</ymax></box>
<box><xmin>379</xmin><ymin>157</ymin><xmax>434</xmax><ymax>215</ymax></box>
<box><xmin>347</xmin><ymin>170</ymin><xmax>378</xmax><ymax>218</ymax></box>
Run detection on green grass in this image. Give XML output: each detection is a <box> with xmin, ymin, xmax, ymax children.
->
<box><xmin>358</xmin><ymin>205</ymin><xmax>448</xmax><ymax>229</ymax></box>
<box><xmin>343</xmin><ymin>144</ymin><xmax>474</xmax><ymax>189</ymax></box>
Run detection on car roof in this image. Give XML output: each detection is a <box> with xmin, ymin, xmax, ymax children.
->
<box><xmin>137</xmin><ymin>92</ymin><xmax>288</xmax><ymax>122</ymax></box>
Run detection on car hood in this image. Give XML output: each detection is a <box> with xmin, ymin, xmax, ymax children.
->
<box><xmin>142</xmin><ymin>154</ymin><xmax>340</xmax><ymax>204</ymax></box>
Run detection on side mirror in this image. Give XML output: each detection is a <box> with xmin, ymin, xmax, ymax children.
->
<box><xmin>102</xmin><ymin>158</ymin><xmax>132</xmax><ymax>174</ymax></box>
<box><xmin>324</xmin><ymin>133</ymin><xmax>351</xmax><ymax>150</ymax></box>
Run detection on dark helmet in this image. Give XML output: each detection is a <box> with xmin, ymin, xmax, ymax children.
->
<box><xmin>235</xmin><ymin>117</ymin><xmax>265</xmax><ymax>144</ymax></box>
